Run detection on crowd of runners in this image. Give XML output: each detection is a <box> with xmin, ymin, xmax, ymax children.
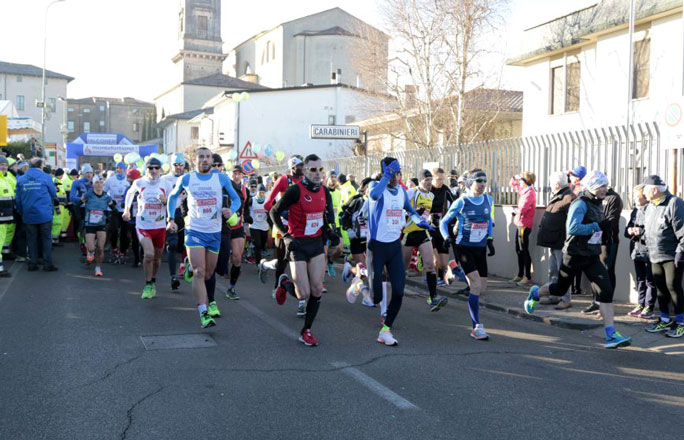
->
<box><xmin>2</xmin><ymin>149</ymin><xmax>683</xmax><ymax>348</ymax></box>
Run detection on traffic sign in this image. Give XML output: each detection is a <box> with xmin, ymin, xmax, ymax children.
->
<box><xmin>662</xmin><ymin>100</ymin><xmax>684</xmax><ymax>150</ymax></box>
<box><xmin>241</xmin><ymin>159</ymin><xmax>255</xmax><ymax>175</ymax></box>
<box><xmin>239</xmin><ymin>141</ymin><xmax>257</xmax><ymax>159</ymax></box>
<box><xmin>310</xmin><ymin>125</ymin><xmax>360</xmax><ymax>140</ymax></box>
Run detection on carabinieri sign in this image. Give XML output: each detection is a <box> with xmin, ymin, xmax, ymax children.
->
<box><xmin>310</xmin><ymin>125</ymin><xmax>360</xmax><ymax>140</ymax></box>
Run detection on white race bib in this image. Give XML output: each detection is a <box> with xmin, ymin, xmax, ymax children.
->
<box><xmin>89</xmin><ymin>210</ymin><xmax>104</xmax><ymax>224</ymax></box>
<box><xmin>588</xmin><ymin>231</ymin><xmax>603</xmax><ymax>244</ymax></box>
<box><xmin>304</xmin><ymin>212</ymin><xmax>323</xmax><ymax>236</ymax></box>
<box><xmin>386</xmin><ymin>209</ymin><xmax>403</xmax><ymax>233</ymax></box>
<box><xmin>469</xmin><ymin>222</ymin><xmax>488</xmax><ymax>243</ymax></box>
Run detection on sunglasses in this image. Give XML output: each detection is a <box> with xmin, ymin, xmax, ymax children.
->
<box><xmin>147</xmin><ymin>166</ymin><xmax>160</xmax><ymax>170</ymax></box>
<box><xmin>474</xmin><ymin>178</ymin><xmax>487</xmax><ymax>183</ymax></box>
<box><xmin>307</xmin><ymin>167</ymin><xmax>324</xmax><ymax>173</ymax></box>
<box><xmin>174</xmin><ymin>163</ymin><xmax>184</xmax><ymax>166</ymax></box>
<box><xmin>212</xmin><ymin>163</ymin><xmax>223</xmax><ymax>167</ymax></box>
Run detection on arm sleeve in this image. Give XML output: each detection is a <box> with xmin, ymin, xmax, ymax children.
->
<box><xmin>566</xmin><ymin>200</ymin><xmax>598</xmax><ymax>236</ymax></box>
<box><xmin>488</xmin><ymin>195</ymin><xmax>494</xmax><ymax>238</ymax></box>
<box><xmin>270</xmin><ymin>184</ymin><xmax>300</xmax><ymax>236</ymax></box>
<box><xmin>69</xmin><ymin>181</ymin><xmax>80</xmax><ymax>204</ymax></box>
<box><xmin>324</xmin><ymin>187</ymin><xmax>336</xmax><ymax>230</ymax></box>
<box><xmin>167</xmin><ymin>175</ymin><xmax>189</xmax><ymax>220</ymax></box>
<box><xmin>264</xmin><ymin>176</ymin><xmax>287</xmax><ymax>211</ymax></box>
<box><xmin>440</xmin><ymin>198</ymin><xmax>464</xmax><ymax>240</ymax></box>
<box><xmin>219</xmin><ymin>174</ymin><xmax>241</xmax><ymax>213</ymax></box>
<box><xmin>369</xmin><ymin>176</ymin><xmax>389</xmax><ymax>201</ymax></box>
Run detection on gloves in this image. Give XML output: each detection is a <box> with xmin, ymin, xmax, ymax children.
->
<box><xmin>381</xmin><ymin>160</ymin><xmax>401</xmax><ymax>179</ymax></box>
<box><xmin>283</xmin><ymin>233</ymin><xmax>299</xmax><ymax>253</ymax></box>
<box><xmin>328</xmin><ymin>230</ymin><xmax>341</xmax><ymax>247</ymax></box>
<box><xmin>417</xmin><ymin>220</ymin><xmax>435</xmax><ymax>232</ymax></box>
<box><xmin>675</xmin><ymin>253</ymin><xmax>683</xmax><ymax>269</ymax></box>
<box><xmin>487</xmin><ymin>238</ymin><xmax>495</xmax><ymax>256</ymax></box>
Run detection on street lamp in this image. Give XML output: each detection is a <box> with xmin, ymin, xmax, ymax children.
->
<box><xmin>41</xmin><ymin>0</ymin><xmax>66</xmax><ymax>149</ymax></box>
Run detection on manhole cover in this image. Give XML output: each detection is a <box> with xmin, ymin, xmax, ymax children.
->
<box><xmin>140</xmin><ymin>334</ymin><xmax>217</xmax><ymax>351</ymax></box>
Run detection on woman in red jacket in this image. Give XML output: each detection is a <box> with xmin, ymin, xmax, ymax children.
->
<box><xmin>510</xmin><ymin>172</ymin><xmax>537</xmax><ymax>286</ymax></box>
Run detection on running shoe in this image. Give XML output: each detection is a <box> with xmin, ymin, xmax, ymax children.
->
<box><xmin>510</xmin><ymin>276</ymin><xmax>523</xmax><ymax>283</ymax></box>
<box><xmin>200</xmin><ymin>312</ymin><xmax>216</xmax><ymax>328</ymax></box>
<box><xmin>604</xmin><ymin>332</ymin><xmax>632</xmax><ymax>349</ymax></box>
<box><xmin>470</xmin><ymin>324</ymin><xmax>489</xmax><ymax>340</ymax></box>
<box><xmin>258</xmin><ymin>259</ymin><xmax>268</xmax><ymax>284</ymax></box>
<box><xmin>377</xmin><ymin>329</ymin><xmax>398</xmax><ymax>346</ymax></box>
<box><xmin>171</xmin><ymin>276</ymin><xmax>180</xmax><ymax>291</ymax></box>
<box><xmin>665</xmin><ymin>323</ymin><xmax>684</xmax><ymax>338</ymax></box>
<box><xmin>86</xmin><ymin>252</ymin><xmax>95</xmax><ymax>263</ymax></box>
<box><xmin>627</xmin><ymin>306</ymin><xmax>643</xmax><ymax>317</ymax></box>
<box><xmin>524</xmin><ymin>285</ymin><xmax>539</xmax><ymax>314</ymax></box>
<box><xmin>360</xmin><ymin>284</ymin><xmax>371</xmax><ymax>304</ymax></box>
<box><xmin>638</xmin><ymin>307</ymin><xmax>654</xmax><ymax>319</ymax></box>
<box><xmin>582</xmin><ymin>303</ymin><xmax>601</xmax><ymax>315</ymax></box>
<box><xmin>427</xmin><ymin>295</ymin><xmax>448</xmax><ymax>312</ymax></box>
<box><xmin>361</xmin><ymin>297</ymin><xmax>375</xmax><ymax>307</ymax></box>
<box><xmin>327</xmin><ymin>263</ymin><xmax>336</xmax><ymax>278</ymax></box>
<box><xmin>94</xmin><ymin>268</ymin><xmax>103</xmax><ymax>277</ymax></box>
<box><xmin>297</xmin><ymin>301</ymin><xmax>306</xmax><ymax>317</ymax></box>
<box><xmin>346</xmin><ymin>279</ymin><xmax>362</xmax><ymax>304</ymax></box>
<box><xmin>299</xmin><ymin>329</ymin><xmax>319</xmax><ymax>346</ymax></box>
<box><xmin>273</xmin><ymin>274</ymin><xmax>289</xmax><ymax>305</ymax></box>
<box><xmin>646</xmin><ymin>319</ymin><xmax>675</xmax><ymax>333</ymax></box>
<box><xmin>208</xmin><ymin>301</ymin><xmax>221</xmax><ymax>318</ymax></box>
<box><xmin>226</xmin><ymin>287</ymin><xmax>240</xmax><ymax>300</ymax></box>
<box><xmin>183</xmin><ymin>258</ymin><xmax>193</xmax><ymax>283</ymax></box>
<box><xmin>436</xmin><ymin>279</ymin><xmax>447</xmax><ymax>287</ymax></box>
<box><xmin>150</xmin><ymin>283</ymin><xmax>157</xmax><ymax>298</ymax></box>
<box><xmin>321</xmin><ymin>283</ymin><xmax>327</xmax><ymax>293</ymax></box>
<box><xmin>177</xmin><ymin>263</ymin><xmax>185</xmax><ymax>277</ymax></box>
<box><xmin>517</xmin><ymin>277</ymin><xmax>534</xmax><ymax>287</ymax></box>
<box><xmin>141</xmin><ymin>283</ymin><xmax>154</xmax><ymax>299</ymax></box>
<box><xmin>246</xmin><ymin>256</ymin><xmax>256</xmax><ymax>264</ymax></box>
<box><xmin>356</xmin><ymin>263</ymin><xmax>367</xmax><ymax>278</ymax></box>
<box><xmin>342</xmin><ymin>261</ymin><xmax>353</xmax><ymax>284</ymax></box>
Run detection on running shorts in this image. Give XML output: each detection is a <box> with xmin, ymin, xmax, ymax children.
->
<box><xmin>85</xmin><ymin>226</ymin><xmax>106</xmax><ymax>234</ymax></box>
<box><xmin>456</xmin><ymin>245</ymin><xmax>488</xmax><ymax>277</ymax></box>
<box><xmin>289</xmin><ymin>236</ymin><xmax>325</xmax><ymax>262</ymax></box>
<box><xmin>349</xmin><ymin>238</ymin><xmax>367</xmax><ymax>255</ymax></box>
<box><xmin>184</xmin><ymin>229</ymin><xmax>221</xmax><ymax>254</ymax></box>
<box><xmin>137</xmin><ymin>227</ymin><xmax>167</xmax><ymax>249</ymax></box>
<box><xmin>402</xmin><ymin>230</ymin><xmax>431</xmax><ymax>247</ymax></box>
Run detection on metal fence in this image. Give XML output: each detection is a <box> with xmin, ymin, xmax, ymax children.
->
<box><xmin>261</xmin><ymin>121</ymin><xmax>682</xmax><ymax>205</ymax></box>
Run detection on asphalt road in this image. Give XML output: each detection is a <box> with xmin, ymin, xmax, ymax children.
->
<box><xmin>1</xmin><ymin>244</ymin><xmax>683</xmax><ymax>440</ymax></box>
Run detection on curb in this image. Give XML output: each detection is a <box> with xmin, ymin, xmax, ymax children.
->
<box><xmin>403</xmin><ymin>278</ymin><xmax>603</xmax><ymax>331</ymax></box>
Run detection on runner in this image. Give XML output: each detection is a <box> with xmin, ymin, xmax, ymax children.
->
<box><xmin>104</xmin><ymin>162</ymin><xmax>130</xmax><ymax>263</ymax></box>
<box><xmin>439</xmin><ymin>169</ymin><xmax>494</xmax><ymax>340</ymax></box>
<box><xmin>69</xmin><ymin>164</ymin><xmax>94</xmax><ymax>255</ymax></box>
<box><xmin>403</xmin><ymin>169</ymin><xmax>448</xmax><ymax>311</ymax></box>
<box><xmin>340</xmin><ymin>177</ymin><xmax>372</xmax><ymax>266</ymax></box>
<box><xmin>0</xmin><ymin>156</ymin><xmax>14</xmax><ymax>276</ymax></box>
<box><xmin>249</xmin><ymin>184</ymin><xmax>270</xmax><ymax>266</ymax></box>
<box><xmin>366</xmin><ymin>157</ymin><xmax>435</xmax><ymax>346</ymax></box>
<box><xmin>261</xmin><ymin>155</ymin><xmax>307</xmax><ymax>317</ymax></box>
<box><xmin>79</xmin><ymin>175</ymin><xmax>117</xmax><ymax>277</ymax></box>
<box><xmin>166</xmin><ymin>147</ymin><xmax>241</xmax><ymax>328</ymax></box>
<box><xmin>122</xmin><ymin>168</ymin><xmax>142</xmax><ymax>267</ymax></box>
<box><xmin>123</xmin><ymin>158</ymin><xmax>174</xmax><ymax>299</ymax></box>
<box><xmin>161</xmin><ymin>154</ymin><xmax>187</xmax><ymax>290</ymax></box>
<box><xmin>224</xmin><ymin>165</ymin><xmax>252</xmax><ymax>300</ymax></box>
<box><xmin>523</xmin><ymin>171</ymin><xmax>632</xmax><ymax>348</ymax></box>
<box><xmin>430</xmin><ymin>168</ymin><xmax>454</xmax><ymax>285</ymax></box>
<box><xmin>270</xmin><ymin>154</ymin><xmax>337</xmax><ymax>346</ymax></box>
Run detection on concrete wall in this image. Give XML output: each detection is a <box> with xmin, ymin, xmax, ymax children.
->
<box><xmin>489</xmin><ymin>205</ymin><xmax>637</xmax><ymax>303</ymax></box>
<box><xmin>521</xmin><ymin>13</ymin><xmax>682</xmax><ymax>136</ymax></box>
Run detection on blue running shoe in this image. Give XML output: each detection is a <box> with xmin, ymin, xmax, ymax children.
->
<box><xmin>604</xmin><ymin>332</ymin><xmax>632</xmax><ymax>349</ymax></box>
<box><xmin>524</xmin><ymin>285</ymin><xmax>539</xmax><ymax>314</ymax></box>
<box><xmin>327</xmin><ymin>263</ymin><xmax>336</xmax><ymax>278</ymax></box>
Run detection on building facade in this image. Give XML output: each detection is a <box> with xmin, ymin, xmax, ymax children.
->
<box><xmin>0</xmin><ymin>61</ymin><xmax>73</xmax><ymax>148</ymax></box>
<box><xmin>227</xmin><ymin>7</ymin><xmax>388</xmax><ymax>91</ymax></box>
<box><xmin>66</xmin><ymin>97</ymin><xmax>156</xmax><ymax>144</ymax></box>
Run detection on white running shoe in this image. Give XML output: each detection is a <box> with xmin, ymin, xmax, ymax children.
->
<box><xmin>342</xmin><ymin>261</ymin><xmax>353</xmax><ymax>284</ymax></box>
<box><xmin>470</xmin><ymin>324</ymin><xmax>489</xmax><ymax>340</ymax></box>
<box><xmin>356</xmin><ymin>262</ymin><xmax>368</xmax><ymax>277</ymax></box>
<box><xmin>377</xmin><ymin>329</ymin><xmax>398</xmax><ymax>346</ymax></box>
<box><xmin>346</xmin><ymin>278</ymin><xmax>361</xmax><ymax>304</ymax></box>
<box><xmin>361</xmin><ymin>297</ymin><xmax>376</xmax><ymax>307</ymax></box>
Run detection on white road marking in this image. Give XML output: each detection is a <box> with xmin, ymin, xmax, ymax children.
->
<box><xmin>0</xmin><ymin>262</ymin><xmax>22</xmax><ymax>303</ymax></box>
<box><xmin>331</xmin><ymin>361</ymin><xmax>419</xmax><ymax>410</ymax></box>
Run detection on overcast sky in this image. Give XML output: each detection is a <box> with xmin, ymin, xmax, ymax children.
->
<box><xmin>0</xmin><ymin>0</ymin><xmax>596</xmax><ymax>101</ymax></box>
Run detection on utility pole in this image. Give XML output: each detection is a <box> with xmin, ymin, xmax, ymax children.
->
<box><xmin>41</xmin><ymin>0</ymin><xmax>66</xmax><ymax>149</ymax></box>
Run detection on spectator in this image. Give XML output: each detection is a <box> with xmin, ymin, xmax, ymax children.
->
<box><xmin>536</xmin><ymin>171</ymin><xmax>576</xmax><ymax>309</ymax></box>
<box><xmin>510</xmin><ymin>171</ymin><xmax>537</xmax><ymax>286</ymax></box>
<box><xmin>625</xmin><ymin>184</ymin><xmax>656</xmax><ymax>318</ymax></box>
<box><xmin>643</xmin><ymin>175</ymin><xmax>684</xmax><ymax>338</ymax></box>
<box><xmin>567</xmin><ymin>166</ymin><xmax>587</xmax><ymax>195</ymax></box>
<box><xmin>15</xmin><ymin>157</ymin><xmax>58</xmax><ymax>271</ymax></box>
<box><xmin>348</xmin><ymin>174</ymin><xmax>358</xmax><ymax>191</ymax></box>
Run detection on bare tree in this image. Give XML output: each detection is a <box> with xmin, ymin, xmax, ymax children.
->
<box><xmin>352</xmin><ymin>0</ymin><xmax>508</xmax><ymax>151</ymax></box>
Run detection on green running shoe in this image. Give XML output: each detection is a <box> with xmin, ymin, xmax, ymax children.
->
<box><xmin>416</xmin><ymin>253</ymin><xmax>424</xmax><ymax>272</ymax></box>
<box><xmin>141</xmin><ymin>283</ymin><xmax>154</xmax><ymax>299</ymax></box>
<box><xmin>225</xmin><ymin>287</ymin><xmax>240</xmax><ymax>300</ymax></box>
<box><xmin>645</xmin><ymin>319</ymin><xmax>676</xmax><ymax>333</ymax></box>
<box><xmin>150</xmin><ymin>282</ymin><xmax>157</xmax><ymax>298</ymax></box>
<box><xmin>208</xmin><ymin>301</ymin><xmax>221</xmax><ymax>318</ymax></box>
<box><xmin>524</xmin><ymin>285</ymin><xmax>539</xmax><ymax>314</ymax></box>
<box><xmin>200</xmin><ymin>312</ymin><xmax>216</xmax><ymax>328</ymax></box>
<box><xmin>184</xmin><ymin>257</ymin><xmax>194</xmax><ymax>283</ymax></box>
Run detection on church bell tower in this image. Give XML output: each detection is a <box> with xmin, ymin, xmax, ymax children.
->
<box><xmin>173</xmin><ymin>0</ymin><xmax>226</xmax><ymax>82</ymax></box>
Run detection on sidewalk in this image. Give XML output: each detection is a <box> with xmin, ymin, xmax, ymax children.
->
<box><xmin>400</xmin><ymin>272</ymin><xmax>684</xmax><ymax>357</ymax></box>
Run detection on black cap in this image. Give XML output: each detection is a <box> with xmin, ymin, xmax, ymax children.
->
<box><xmin>643</xmin><ymin>175</ymin><xmax>665</xmax><ymax>186</ymax></box>
<box><xmin>146</xmin><ymin>157</ymin><xmax>162</xmax><ymax>168</ymax></box>
<box><xmin>55</xmin><ymin>168</ymin><xmax>64</xmax><ymax>177</ymax></box>
<box><xmin>419</xmin><ymin>169</ymin><xmax>433</xmax><ymax>180</ymax></box>
<box><xmin>232</xmin><ymin>165</ymin><xmax>243</xmax><ymax>173</ymax></box>
<box><xmin>338</xmin><ymin>173</ymin><xmax>347</xmax><ymax>184</ymax></box>
<box><xmin>69</xmin><ymin>169</ymin><xmax>79</xmax><ymax>176</ymax></box>
<box><xmin>449</xmin><ymin>169</ymin><xmax>458</xmax><ymax>177</ymax></box>
<box><xmin>212</xmin><ymin>153</ymin><xmax>223</xmax><ymax>165</ymax></box>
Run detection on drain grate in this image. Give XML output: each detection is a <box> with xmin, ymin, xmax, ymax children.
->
<box><xmin>140</xmin><ymin>334</ymin><xmax>217</xmax><ymax>351</ymax></box>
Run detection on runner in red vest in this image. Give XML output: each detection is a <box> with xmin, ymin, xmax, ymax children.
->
<box><xmin>270</xmin><ymin>154</ymin><xmax>336</xmax><ymax>346</ymax></box>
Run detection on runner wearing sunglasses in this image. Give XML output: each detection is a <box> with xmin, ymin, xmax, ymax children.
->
<box><xmin>161</xmin><ymin>154</ymin><xmax>187</xmax><ymax>290</ymax></box>
<box><xmin>439</xmin><ymin>169</ymin><xmax>494</xmax><ymax>340</ymax></box>
<box><xmin>123</xmin><ymin>157</ymin><xmax>175</xmax><ymax>299</ymax></box>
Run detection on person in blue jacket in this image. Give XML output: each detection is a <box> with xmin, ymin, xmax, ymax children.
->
<box><xmin>15</xmin><ymin>157</ymin><xmax>58</xmax><ymax>271</ymax></box>
<box><xmin>69</xmin><ymin>163</ymin><xmax>94</xmax><ymax>252</ymax></box>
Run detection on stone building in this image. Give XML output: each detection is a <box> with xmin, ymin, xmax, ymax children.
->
<box><xmin>66</xmin><ymin>97</ymin><xmax>156</xmax><ymax>144</ymax></box>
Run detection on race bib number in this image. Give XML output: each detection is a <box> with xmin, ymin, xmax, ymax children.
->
<box><xmin>469</xmin><ymin>222</ymin><xmax>488</xmax><ymax>243</ymax></box>
<box><xmin>305</xmin><ymin>213</ymin><xmax>323</xmax><ymax>236</ymax></box>
<box><xmin>359</xmin><ymin>218</ymin><xmax>369</xmax><ymax>235</ymax></box>
<box><xmin>144</xmin><ymin>202</ymin><xmax>163</xmax><ymax>220</ymax></box>
<box><xmin>588</xmin><ymin>231</ymin><xmax>603</xmax><ymax>244</ymax></box>
<box><xmin>387</xmin><ymin>209</ymin><xmax>403</xmax><ymax>233</ymax></box>
<box><xmin>196</xmin><ymin>198</ymin><xmax>217</xmax><ymax>215</ymax></box>
<box><xmin>89</xmin><ymin>210</ymin><xmax>104</xmax><ymax>224</ymax></box>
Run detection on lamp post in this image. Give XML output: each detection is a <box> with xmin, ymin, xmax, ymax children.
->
<box><xmin>41</xmin><ymin>0</ymin><xmax>66</xmax><ymax>148</ymax></box>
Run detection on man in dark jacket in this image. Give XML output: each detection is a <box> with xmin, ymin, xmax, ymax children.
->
<box><xmin>536</xmin><ymin>172</ymin><xmax>576</xmax><ymax>309</ymax></box>
<box><xmin>15</xmin><ymin>157</ymin><xmax>58</xmax><ymax>271</ymax></box>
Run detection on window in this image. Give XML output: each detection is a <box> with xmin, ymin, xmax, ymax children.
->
<box><xmin>197</xmin><ymin>15</ymin><xmax>208</xmax><ymax>38</ymax></box>
<box><xmin>48</xmin><ymin>98</ymin><xmax>56</xmax><ymax>113</ymax></box>
<box><xmin>565</xmin><ymin>62</ymin><xmax>580</xmax><ymax>112</ymax></box>
<box><xmin>16</xmin><ymin>95</ymin><xmax>24</xmax><ymax>111</ymax></box>
<box><xmin>83</xmin><ymin>108</ymin><xmax>91</xmax><ymax>113</ymax></box>
<box><xmin>191</xmin><ymin>126</ymin><xmax>199</xmax><ymax>140</ymax></box>
<box><xmin>99</xmin><ymin>120</ymin><xmax>105</xmax><ymax>127</ymax></box>
<box><xmin>550</xmin><ymin>66</ymin><xmax>563</xmax><ymax>115</ymax></box>
<box><xmin>633</xmin><ymin>38</ymin><xmax>650</xmax><ymax>99</ymax></box>
<box><xmin>271</xmin><ymin>42</ymin><xmax>276</xmax><ymax>60</ymax></box>
<box><xmin>83</xmin><ymin>122</ymin><xmax>91</xmax><ymax>133</ymax></box>
<box><xmin>68</xmin><ymin>107</ymin><xmax>74</xmax><ymax>113</ymax></box>
<box><xmin>244</xmin><ymin>62</ymin><xmax>252</xmax><ymax>75</ymax></box>
<box><xmin>67</xmin><ymin>121</ymin><xmax>74</xmax><ymax>133</ymax></box>
<box><xmin>99</xmin><ymin>104</ymin><xmax>105</xmax><ymax>112</ymax></box>
<box><xmin>328</xmin><ymin>115</ymin><xmax>336</xmax><ymax>125</ymax></box>
<box><xmin>16</xmin><ymin>75</ymin><xmax>22</xmax><ymax>82</ymax></box>
<box><xmin>133</xmin><ymin>123</ymin><xmax>139</xmax><ymax>132</ymax></box>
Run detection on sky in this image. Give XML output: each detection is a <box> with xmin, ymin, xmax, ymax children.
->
<box><xmin>0</xmin><ymin>0</ymin><xmax>597</xmax><ymax>102</ymax></box>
